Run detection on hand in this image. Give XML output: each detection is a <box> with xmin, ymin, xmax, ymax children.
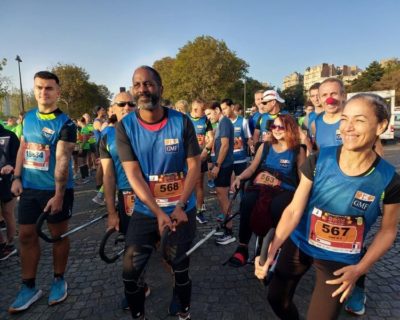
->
<box><xmin>11</xmin><ymin>179</ymin><xmax>23</xmax><ymax>197</ymax></box>
<box><xmin>107</xmin><ymin>212</ymin><xmax>120</xmax><ymax>232</ymax></box>
<box><xmin>210</xmin><ymin>166</ymin><xmax>220</xmax><ymax>179</ymax></box>
<box><xmin>157</xmin><ymin>212</ymin><xmax>172</xmax><ymax>235</ymax></box>
<box><xmin>170</xmin><ymin>206</ymin><xmax>188</xmax><ymax>231</ymax></box>
<box><xmin>0</xmin><ymin>165</ymin><xmax>14</xmax><ymax>175</ymax></box>
<box><xmin>254</xmin><ymin>255</ymin><xmax>272</xmax><ymax>280</ymax></box>
<box><xmin>231</xmin><ymin>177</ymin><xmax>241</xmax><ymax>192</ymax></box>
<box><xmin>44</xmin><ymin>194</ymin><xmax>64</xmax><ymax>215</ymax></box>
<box><xmin>325</xmin><ymin>264</ymin><xmax>362</xmax><ymax>303</ymax></box>
<box><xmin>249</xmin><ymin>145</ymin><xmax>255</xmax><ymax>155</ymax></box>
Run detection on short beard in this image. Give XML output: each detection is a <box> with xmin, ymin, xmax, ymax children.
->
<box><xmin>134</xmin><ymin>93</ymin><xmax>160</xmax><ymax>111</ymax></box>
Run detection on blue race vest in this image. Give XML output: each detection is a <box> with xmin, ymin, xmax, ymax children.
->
<box><xmin>122</xmin><ymin>109</ymin><xmax>195</xmax><ymax>217</ymax></box>
<box><xmin>104</xmin><ymin>126</ymin><xmax>131</xmax><ymax>191</ymax></box>
<box><xmin>291</xmin><ymin>146</ymin><xmax>395</xmax><ymax>264</ymax></box>
<box><xmin>232</xmin><ymin>116</ymin><xmax>248</xmax><ymax>163</ymax></box>
<box><xmin>315</xmin><ymin>113</ymin><xmax>342</xmax><ymax>148</ymax></box>
<box><xmin>256</xmin><ymin>146</ymin><xmax>298</xmax><ymax>191</ymax></box>
<box><xmin>188</xmin><ymin>114</ymin><xmax>208</xmax><ymax>149</ymax></box>
<box><xmin>22</xmin><ymin>108</ymin><xmax>73</xmax><ymax>190</ymax></box>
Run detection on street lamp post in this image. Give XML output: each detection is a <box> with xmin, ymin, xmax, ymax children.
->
<box><xmin>15</xmin><ymin>55</ymin><xmax>24</xmax><ymax>112</ymax></box>
<box><xmin>243</xmin><ymin>78</ymin><xmax>246</xmax><ymax>110</ymax></box>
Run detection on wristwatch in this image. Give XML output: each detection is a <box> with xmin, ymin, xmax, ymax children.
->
<box><xmin>12</xmin><ymin>175</ymin><xmax>21</xmax><ymax>181</ymax></box>
<box><xmin>214</xmin><ymin>162</ymin><xmax>220</xmax><ymax>168</ymax></box>
<box><xmin>176</xmin><ymin>201</ymin><xmax>187</xmax><ymax>210</ymax></box>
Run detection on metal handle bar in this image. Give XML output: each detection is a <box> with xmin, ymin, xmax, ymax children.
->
<box><xmin>98</xmin><ymin>228</ymin><xmax>125</xmax><ymax>263</ymax></box>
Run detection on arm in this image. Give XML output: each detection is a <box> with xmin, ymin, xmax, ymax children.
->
<box><xmin>101</xmin><ymin>158</ymin><xmax>119</xmax><ymax>230</ymax></box>
<box><xmin>93</xmin><ymin>119</ymin><xmax>102</xmax><ymax>131</ymax></box>
<box><xmin>211</xmin><ymin>136</ymin><xmax>229</xmax><ymax>179</ymax></box>
<box><xmin>296</xmin><ymin>147</ymin><xmax>307</xmax><ymax>178</ymax></box>
<box><xmin>326</xmin><ymin>203</ymin><xmax>400</xmax><ymax>302</ymax></box>
<box><xmin>298</xmin><ymin>126</ymin><xmax>313</xmax><ymax>155</ymax></box>
<box><xmin>254</xmin><ymin>173</ymin><xmax>313</xmax><ymax>279</ymax></box>
<box><xmin>44</xmin><ymin>140</ymin><xmax>75</xmax><ymax>213</ymax></box>
<box><xmin>1</xmin><ymin>132</ymin><xmax>20</xmax><ymax>175</ymax></box>
<box><xmin>252</xmin><ymin>128</ymin><xmax>260</xmax><ymax>146</ymax></box>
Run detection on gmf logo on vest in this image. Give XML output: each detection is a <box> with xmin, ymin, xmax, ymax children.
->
<box><xmin>164</xmin><ymin>138</ymin><xmax>179</xmax><ymax>153</ymax></box>
<box><xmin>42</xmin><ymin>127</ymin><xmax>55</xmax><ymax>140</ymax></box>
<box><xmin>351</xmin><ymin>191</ymin><xmax>375</xmax><ymax>211</ymax></box>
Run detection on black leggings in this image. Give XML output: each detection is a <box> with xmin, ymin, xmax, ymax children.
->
<box><xmin>122</xmin><ymin>241</ymin><xmax>192</xmax><ymax>319</ymax></box>
<box><xmin>268</xmin><ymin>239</ymin><xmax>347</xmax><ymax>320</ymax></box>
<box><xmin>238</xmin><ymin>189</ymin><xmax>294</xmax><ymax>244</ymax></box>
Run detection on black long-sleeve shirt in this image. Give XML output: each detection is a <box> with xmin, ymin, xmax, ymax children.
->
<box><xmin>0</xmin><ymin>124</ymin><xmax>20</xmax><ymax>169</ymax></box>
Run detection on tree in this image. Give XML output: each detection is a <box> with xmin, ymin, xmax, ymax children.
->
<box><xmin>51</xmin><ymin>63</ymin><xmax>111</xmax><ymax>118</ymax></box>
<box><xmin>372</xmin><ymin>68</ymin><xmax>400</xmax><ymax>105</ymax></box>
<box><xmin>280</xmin><ymin>84</ymin><xmax>305</xmax><ymax>112</ymax></box>
<box><xmin>348</xmin><ymin>61</ymin><xmax>385</xmax><ymax>92</ymax></box>
<box><xmin>154</xmin><ymin>36</ymin><xmax>248</xmax><ymax>102</ymax></box>
<box><xmin>0</xmin><ymin>58</ymin><xmax>10</xmax><ymax>99</ymax></box>
<box><xmin>226</xmin><ymin>77</ymin><xmax>270</xmax><ymax>109</ymax></box>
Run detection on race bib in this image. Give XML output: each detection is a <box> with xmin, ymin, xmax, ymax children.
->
<box><xmin>197</xmin><ymin>134</ymin><xmax>205</xmax><ymax>148</ymax></box>
<box><xmin>23</xmin><ymin>142</ymin><xmax>50</xmax><ymax>171</ymax></box>
<box><xmin>254</xmin><ymin>171</ymin><xmax>281</xmax><ymax>187</ymax></box>
<box><xmin>234</xmin><ymin>137</ymin><xmax>244</xmax><ymax>152</ymax></box>
<box><xmin>122</xmin><ymin>191</ymin><xmax>135</xmax><ymax>216</ymax></box>
<box><xmin>148</xmin><ymin>172</ymin><xmax>184</xmax><ymax>207</ymax></box>
<box><xmin>308</xmin><ymin>208</ymin><xmax>364</xmax><ymax>254</ymax></box>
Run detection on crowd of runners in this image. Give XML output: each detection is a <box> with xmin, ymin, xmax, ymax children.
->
<box><xmin>0</xmin><ymin>66</ymin><xmax>399</xmax><ymax>320</ymax></box>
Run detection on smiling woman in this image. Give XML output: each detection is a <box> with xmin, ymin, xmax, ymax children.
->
<box><xmin>254</xmin><ymin>93</ymin><xmax>400</xmax><ymax>320</ymax></box>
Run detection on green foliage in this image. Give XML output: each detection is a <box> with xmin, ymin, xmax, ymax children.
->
<box><xmin>280</xmin><ymin>84</ymin><xmax>305</xmax><ymax>112</ymax></box>
<box><xmin>153</xmin><ymin>36</ymin><xmax>248</xmax><ymax>102</ymax></box>
<box><xmin>373</xmin><ymin>67</ymin><xmax>400</xmax><ymax>105</ymax></box>
<box><xmin>51</xmin><ymin>63</ymin><xmax>111</xmax><ymax>118</ymax></box>
<box><xmin>0</xmin><ymin>58</ymin><xmax>9</xmax><ymax>99</ymax></box>
<box><xmin>226</xmin><ymin>77</ymin><xmax>269</xmax><ymax>108</ymax></box>
<box><xmin>348</xmin><ymin>61</ymin><xmax>385</xmax><ymax>92</ymax></box>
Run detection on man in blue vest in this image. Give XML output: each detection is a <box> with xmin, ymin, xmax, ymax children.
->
<box><xmin>9</xmin><ymin>71</ymin><xmax>76</xmax><ymax>313</ymax></box>
<box><xmin>116</xmin><ymin>66</ymin><xmax>200</xmax><ymax>320</ymax></box>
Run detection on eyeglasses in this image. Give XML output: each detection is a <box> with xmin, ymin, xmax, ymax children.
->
<box><xmin>261</xmin><ymin>101</ymin><xmax>270</xmax><ymax>105</ymax></box>
<box><xmin>114</xmin><ymin>101</ymin><xmax>136</xmax><ymax>107</ymax></box>
<box><xmin>270</xmin><ymin>124</ymin><xmax>285</xmax><ymax>131</ymax></box>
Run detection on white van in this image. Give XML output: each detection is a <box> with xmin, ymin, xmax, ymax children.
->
<box><xmin>347</xmin><ymin>90</ymin><xmax>396</xmax><ymax>141</ymax></box>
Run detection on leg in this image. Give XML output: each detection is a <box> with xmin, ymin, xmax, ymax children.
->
<box><xmin>267</xmin><ymin>239</ymin><xmax>312</xmax><ymax>320</ymax></box>
<box><xmin>19</xmin><ymin>224</ymin><xmax>41</xmax><ymax>279</ymax></box>
<box><xmin>122</xmin><ymin>244</ymin><xmax>153</xmax><ymax>319</ymax></box>
<box><xmin>195</xmin><ymin>171</ymin><xmax>205</xmax><ymax>210</ymax></box>
<box><xmin>47</xmin><ymin>220</ymin><xmax>70</xmax><ymax>274</ymax></box>
<box><xmin>1</xmin><ymin>198</ymin><xmax>17</xmax><ymax>244</ymax></box>
<box><xmin>269</xmin><ymin>190</ymin><xmax>294</xmax><ymax>227</ymax></box>
<box><xmin>307</xmin><ymin>259</ymin><xmax>347</xmax><ymax>320</ymax></box>
<box><xmin>238</xmin><ymin>190</ymin><xmax>259</xmax><ymax>245</ymax></box>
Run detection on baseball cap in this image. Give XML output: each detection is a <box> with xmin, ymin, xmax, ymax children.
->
<box><xmin>262</xmin><ymin>90</ymin><xmax>285</xmax><ymax>103</ymax></box>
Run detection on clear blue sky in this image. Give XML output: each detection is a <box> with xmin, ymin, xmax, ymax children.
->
<box><xmin>1</xmin><ymin>0</ymin><xmax>399</xmax><ymax>96</ymax></box>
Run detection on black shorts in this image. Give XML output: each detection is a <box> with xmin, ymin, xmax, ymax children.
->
<box><xmin>78</xmin><ymin>149</ymin><xmax>88</xmax><ymax>158</ymax></box>
<box><xmin>89</xmin><ymin>143</ymin><xmax>97</xmax><ymax>154</ymax></box>
<box><xmin>214</xmin><ymin>165</ymin><xmax>233</xmax><ymax>188</ymax></box>
<box><xmin>233</xmin><ymin>162</ymin><xmax>247</xmax><ymax>176</ymax></box>
<box><xmin>117</xmin><ymin>190</ymin><xmax>134</xmax><ymax>235</ymax></box>
<box><xmin>0</xmin><ymin>174</ymin><xmax>13</xmax><ymax>203</ymax></box>
<box><xmin>125</xmin><ymin>207</ymin><xmax>196</xmax><ymax>247</ymax></box>
<box><xmin>18</xmin><ymin>188</ymin><xmax>74</xmax><ymax>225</ymax></box>
<box><xmin>201</xmin><ymin>161</ymin><xmax>208</xmax><ymax>173</ymax></box>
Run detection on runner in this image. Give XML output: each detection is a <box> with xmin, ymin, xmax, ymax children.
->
<box><xmin>116</xmin><ymin>66</ymin><xmax>200</xmax><ymax>320</ymax></box>
<box><xmin>221</xmin><ymin>98</ymin><xmax>253</xmax><ymax>182</ymax></box>
<box><xmin>248</xmin><ymin>90</ymin><xmax>264</xmax><ymax>136</ymax></box>
<box><xmin>204</xmin><ymin>102</ymin><xmax>235</xmax><ymax>245</ymax></box>
<box><xmin>0</xmin><ymin>122</ymin><xmax>19</xmax><ymax>260</ymax></box>
<box><xmin>188</xmin><ymin>99</ymin><xmax>214</xmax><ymax>224</ymax></box>
<box><xmin>76</xmin><ymin>117</ymin><xmax>91</xmax><ymax>184</ymax></box>
<box><xmin>255</xmin><ymin>93</ymin><xmax>400</xmax><ymax>320</ymax></box>
<box><xmin>174</xmin><ymin>100</ymin><xmax>189</xmax><ymax>114</ymax></box>
<box><xmin>228</xmin><ymin>114</ymin><xmax>305</xmax><ymax>267</ymax></box>
<box><xmin>9</xmin><ymin>71</ymin><xmax>76</xmax><ymax>313</ymax></box>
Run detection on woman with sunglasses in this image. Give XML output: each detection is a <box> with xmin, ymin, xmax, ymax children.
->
<box><xmin>227</xmin><ymin>114</ymin><xmax>306</xmax><ymax>267</ymax></box>
<box><xmin>255</xmin><ymin>93</ymin><xmax>400</xmax><ymax>320</ymax></box>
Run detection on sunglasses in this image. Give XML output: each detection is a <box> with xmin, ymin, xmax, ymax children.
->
<box><xmin>114</xmin><ymin>101</ymin><xmax>136</xmax><ymax>107</ymax></box>
<box><xmin>261</xmin><ymin>101</ymin><xmax>270</xmax><ymax>105</ymax></box>
<box><xmin>270</xmin><ymin>124</ymin><xmax>285</xmax><ymax>131</ymax></box>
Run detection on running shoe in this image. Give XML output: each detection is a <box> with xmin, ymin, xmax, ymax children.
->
<box><xmin>48</xmin><ymin>277</ymin><xmax>68</xmax><ymax>305</ymax></box>
<box><xmin>207</xmin><ymin>180</ymin><xmax>215</xmax><ymax>188</ymax></box>
<box><xmin>92</xmin><ymin>193</ymin><xmax>105</xmax><ymax>206</ymax></box>
<box><xmin>201</xmin><ymin>203</ymin><xmax>207</xmax><ymax>211</ymax></box>
<box><xmin>216</xmin><ymin>213</ymin><xmax>225</xmax><ymax>222</ymax></box>
<box><xmin>215</xmin><ymin>229</ymin><xmax>236</xmax><ymax>245</ymax></box>
<box><xmin>208</xmin><ymin>188</ymin><xmax>217</xmax><ymax>194</ymax></box>
<box><xmin>196</xmin><ymin>210</ymin><xmax>208</xmax><ymax>224</ymax></box>
<box><xmin>8</xmin><ymin>284</ymin><xmax>43</xmax><ymax>314</ymax></box>
<box><xmin>178</xmin><ymin>312</ymin><xmax>191</xmax><ymax>320</ymax></box>
<box><xmin>344</xmin><ymin>285</ymin><xmax>366</xmax><ymax>316</ymax></box>
<box><xmin>0</xmin><ymin>243</ymin><xmax>17</xmax><ymax>261</ymax></box>
<box><xmin>213</xmin><ymin>227</ymin><xmax>225</xmax><ymax>237</ymax></box>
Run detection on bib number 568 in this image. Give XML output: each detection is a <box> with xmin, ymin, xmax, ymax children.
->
<box><xmin>160</xmin><ymin>182</ymin><xmax>180</xmax><ymax>193</ymax></box>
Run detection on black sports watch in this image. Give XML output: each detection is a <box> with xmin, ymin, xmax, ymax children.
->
<box><xmin>12</xmin><ymin>175</ymin><xmax>21</xmax><ymax>181</ymax></box>
<box><xmin>214</xmin><ymin>162</ymin><xmax>220</xmax><ymax>168</ymax></box>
